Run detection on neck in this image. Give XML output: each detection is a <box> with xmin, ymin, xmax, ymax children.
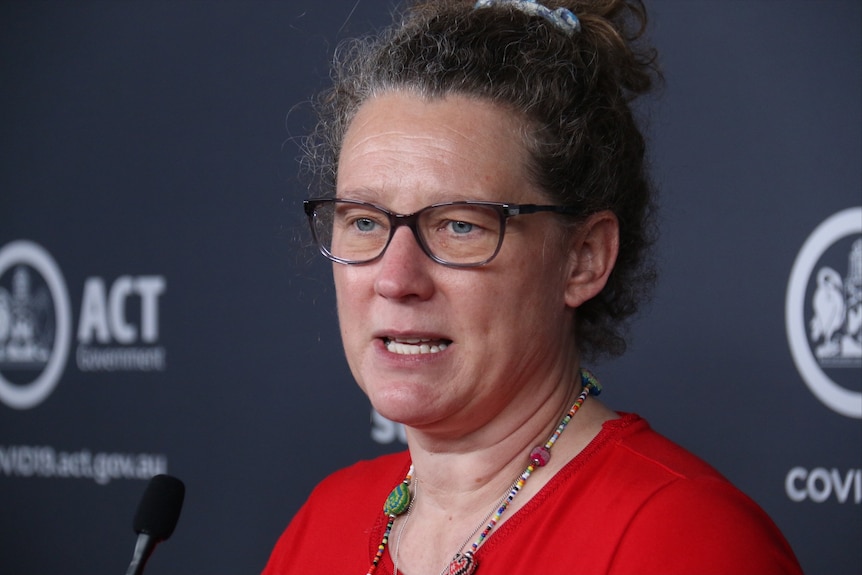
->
<box><xmin>403</xmin><ymin>369</ymin><xmax>593</xmax><ymax>514</ymax></box>
<box><xmin>377</xmin><ymin>368</ymin><xmax>615</xmax><ymax>575</ymax></box>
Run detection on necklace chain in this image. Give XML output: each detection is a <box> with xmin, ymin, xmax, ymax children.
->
<box><xmin>366</xmin><ymin>368</ymin><xmax>602</xmax><ymax>575</ymax></box>
<box><xmin>391</xmin><ymin>479</ymin><xmax>417</xmax><ymax>575</ymax></box>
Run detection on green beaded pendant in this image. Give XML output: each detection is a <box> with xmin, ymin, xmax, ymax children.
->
<box><xmin>580</xmin><ymin>367</ymin><xmax>602</xmax><ymax>395</ymax></box>
<box><xmin>383</xmin><ymin>482</ymin><xmax>411</xmax><ymax>515</ymax></box>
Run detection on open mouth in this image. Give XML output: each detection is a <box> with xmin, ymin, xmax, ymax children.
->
<box><xmin>383</xmin><ymin>337</ymin><xmax>451</xmax><ymax>355</ymax></box>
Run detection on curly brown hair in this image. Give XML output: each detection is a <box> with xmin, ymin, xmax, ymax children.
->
<box><xmin>304</xmin><ymin>0</ymin><xmax>662</xmax><ymax>360</ymax></box>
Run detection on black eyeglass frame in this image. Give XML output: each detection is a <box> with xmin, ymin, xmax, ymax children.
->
<box><xmin>303</xmin><ymin>198</ymin><xmax>581</xmax><ymax>268</ymax></box>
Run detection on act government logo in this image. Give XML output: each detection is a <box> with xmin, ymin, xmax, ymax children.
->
<box><xmin>0</xmin><ymin>241</ymin><xmax>71</xmax><ymax>410</ymax></box>
<box><xmin>786</xmin><ymin>207</ymin><xmax>862</xmax><ymax>419</ymax></box>
<box><xmin>0</xmin><ymin>239</ymin><xmax>168</xmax><ymax>409</ymax></box>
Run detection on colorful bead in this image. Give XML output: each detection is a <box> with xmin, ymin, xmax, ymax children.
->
<box><xmin>448</xmin><ymin>551</ymin><xmax>478</xmax><ymax>575</ymax></box>
<box><xmin>366</xmin><ymin>516</ymin><xmax>396</xmax><ymax>575</ymax></box>
<box><xmin>530</xmin><ymin>445</ymin><xmax>551</xmax><ymax>467</ymax></box>
<box><xmin>383</xmin><ymin>482</ymin><xmax>412</xmax><ymax>515</ymax></box>
<box><xmin>580</xmin><ymin>367</ymin><xmax>602</xmax><ymax>395</ymax></box>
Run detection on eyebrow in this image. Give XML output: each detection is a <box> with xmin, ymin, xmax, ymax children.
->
<box><xmin>334</xmin><ymin>189</ymin><xmax>495</xmax><ymax>210</ymax></box>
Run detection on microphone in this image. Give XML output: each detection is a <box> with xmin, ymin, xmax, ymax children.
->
<box><xmin>125</xmin><ymin>474</ymin><xmax>185</xmax><ymax>575</ymax></box>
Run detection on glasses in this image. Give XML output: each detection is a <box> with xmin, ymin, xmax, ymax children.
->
<box><xmin>304</xmin><ymin>198</ymin><xmax>580</xmax><ymax>268</ymax></box>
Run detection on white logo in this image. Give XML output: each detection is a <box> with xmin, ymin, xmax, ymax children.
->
<box><xmin>0</xmin><ymin>241</ymin><xmax>72</xmax><ymax>410</ymax></box>
<box><xmin>786</xmin><ymin>207</ymin><xmax>862</xmax><ymax>419</ymax></box>
<box><xmin>75</xmin><ymin>275</ymin><xmax>167</xmax><ymax>372</ymax></box>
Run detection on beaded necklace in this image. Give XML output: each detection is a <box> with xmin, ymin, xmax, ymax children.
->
<box><xmin>392</xmin><ymin>477</ymin><xmax>513</xmax><ymax>575</ymax></box>
<box><xmin>366</xmin><ymin>368</ymin><xmax>602</xmax><ymax>575</ymax></box>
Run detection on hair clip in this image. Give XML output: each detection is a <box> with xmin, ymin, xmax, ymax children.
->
<box><xmin>474</xmin><ymin>0</ymin><xmax>582</xmax><ymax>36</ymax></box>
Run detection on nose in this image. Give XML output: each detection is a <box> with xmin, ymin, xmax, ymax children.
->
<box><xmin>373</xmin><ymin>225</ymin><xmax>435</xmax><ymax>301</ymax></box>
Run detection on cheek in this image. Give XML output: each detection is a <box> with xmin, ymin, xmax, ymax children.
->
<box><xmin>506</xmin><ymin>262</ymin><xmax>571</xmax><ymax>326</ymax></box>
<box><xmin>334</xmin><ymin>265</ymin><xmax>367</xmax><ymax>301</ymax></box>
<box><xmin>333</xmin><ymin>268</ymin><xmax>364</xmax><ymax>335</ymax></box>
<box><xmin>452</xmin><ymin>273</ymin><xmax>533</xmax><ymax>336</ymax></box>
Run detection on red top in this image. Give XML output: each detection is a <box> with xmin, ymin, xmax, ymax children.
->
<box><xmin>263</xmin><ymin>413</ymin><xmax>802</xmax><ymax>575</ymax></box>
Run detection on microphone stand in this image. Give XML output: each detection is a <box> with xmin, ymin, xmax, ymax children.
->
<box><xmin>125</xmin><ymin>532</ymin><xmax>157</xmax><ymax>575</ymax></box>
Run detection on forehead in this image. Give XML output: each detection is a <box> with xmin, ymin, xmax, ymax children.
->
<box><xmin>337</xmin><ymin>91</ymin><xmax>537</xmax><ymax>205</ymax></box>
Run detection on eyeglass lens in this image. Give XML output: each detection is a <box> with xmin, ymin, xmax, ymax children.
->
<box><xmin>311</xmin><ymin>201</ymin><xmax>504</xmax><ymax>265</ymax></box>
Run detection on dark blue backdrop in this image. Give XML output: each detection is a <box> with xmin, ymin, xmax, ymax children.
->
<box><xmin>1</xmin><ymin>1</ymin><xmax>860</xmax><ymax>574</ymax></box>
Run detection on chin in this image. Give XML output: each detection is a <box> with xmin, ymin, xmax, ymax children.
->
<box><xmin>368</xmin><ymin>391</ymin><xmax>437</xmax><ymax>428</ymax></box>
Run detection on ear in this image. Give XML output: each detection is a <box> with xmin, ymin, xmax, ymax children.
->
<box><xmin>564</xmin><ymin>210</ymin><xmax>619</xmax><ymax>308</ymax></box>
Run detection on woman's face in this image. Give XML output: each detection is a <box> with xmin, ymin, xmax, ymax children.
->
<box><xmin>334</xmin><ymin>91</ymin><xmax>580</xmax><ymax>435</ymax></box>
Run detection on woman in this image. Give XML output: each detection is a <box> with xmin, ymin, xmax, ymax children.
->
<box><xmin>264</xmin><ymin>1</ymin><xmax>802</xmax><ymax>573</ymax></box>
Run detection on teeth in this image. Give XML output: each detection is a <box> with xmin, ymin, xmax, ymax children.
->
<box><xmin>385</xmin><ymin>338</ymin><xmax>449</xmax><ymax>355</ymax></box>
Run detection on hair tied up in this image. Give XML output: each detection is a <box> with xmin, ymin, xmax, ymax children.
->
<box><xmin>473</xmin><ymin>0</ymin><xmax>581</xmax><ymax>35</ymax></box>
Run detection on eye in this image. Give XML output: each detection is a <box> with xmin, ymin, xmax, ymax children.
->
<box><xmin>354</xmin><ymin>217</ymin><xmax>377</xmax><ymax>232</ymax></box>
<box><xmin>334</xmin><ymin>204</ymin><xmax>388</xmax><ymax>235</ymax></box>
<box><xmin>448</xmin><ymin>220</ymin><xmax>474</xmax><ymax>234</ymax></box>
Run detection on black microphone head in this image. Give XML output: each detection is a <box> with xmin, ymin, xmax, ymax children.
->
<box><xmin>132</xmin><ymin>474</ymin><xmax>185</xmax><ymax>541</ymax></box>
